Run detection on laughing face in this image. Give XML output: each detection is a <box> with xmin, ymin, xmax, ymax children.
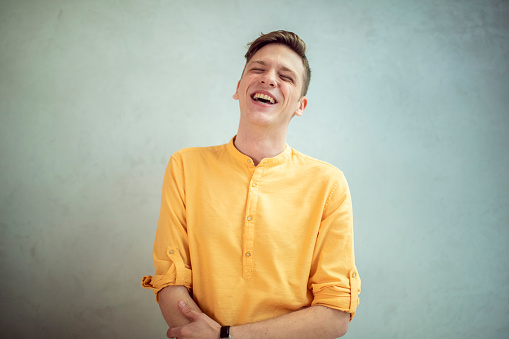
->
<box><xmin>233</xmin><ymin>43</ymin><xmax>308</xmax><ymax>131</ymax></box>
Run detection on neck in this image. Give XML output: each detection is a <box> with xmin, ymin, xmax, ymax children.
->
<box><xmin>234</xmin><ymin>124</ymin><xmax>288</xmax><ymax>166</ymax></box>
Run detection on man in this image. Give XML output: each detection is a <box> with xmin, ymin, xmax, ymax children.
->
<box><xmin>142</xmin><ymin>30</ymin><xmax>360</xmax><ymax>339</ymax></box>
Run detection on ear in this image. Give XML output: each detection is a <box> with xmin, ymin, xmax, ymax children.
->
<box><xmin>294</xmin><ymin>96</ymin><xmax>308</xmax><ymax>117</ymax></box>
<box><xmin>233</xmin><ymin>81</ymin><xmax>240</xmax><ymax>100</ymax></box>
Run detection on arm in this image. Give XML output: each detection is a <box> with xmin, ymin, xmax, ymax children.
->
<box><xmin>141</xmin><ymin>154</ymin><xmax>196</xmax><ymax>323</ymax></box>
<box><xmin>230</xmin><ymin>305</ymin><xmax>349</xmax><ymax>339</ymax></box>
<box><xmin>168</xmin><ymin>303</ymin><xmax>350</xmax><ymax>339</ymax></box>
<box><xmin>158</xmin><ymin>286</ymin><xmax>204</xmax><ymax>328</ymax></box>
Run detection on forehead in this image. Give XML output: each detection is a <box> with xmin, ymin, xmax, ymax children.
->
<box><xmin>247</xmin><ymin>43</ymin><xmax>305</xmax><ymax>77</ymax></box>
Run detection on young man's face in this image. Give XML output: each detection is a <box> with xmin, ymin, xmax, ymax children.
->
<box><xmin>233</xmin><ymin>43</ymin><xmax>308</xmax><ymax>131</ymax></box>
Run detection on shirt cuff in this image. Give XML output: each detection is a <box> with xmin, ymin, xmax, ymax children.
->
<box><xmin>311</xmin><ymin>268</ymin><xmax>361</xmax><ymax>320</ymax></box>
<box><xmin>141</xmin><ymin>247</ymin><xmax>192</xmax><ymax>302</ymax></box>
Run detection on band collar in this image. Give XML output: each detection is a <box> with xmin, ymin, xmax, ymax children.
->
<box><xmin>226</xmin><ymin>136</ymin><xmax>291</xmax><ymax>168</ymax></box>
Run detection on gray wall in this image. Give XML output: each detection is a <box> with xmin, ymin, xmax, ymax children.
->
<box><xmin>1</xmin><ymin>0</ymin><xmax>508</xmax><ymax>338</ymax></box>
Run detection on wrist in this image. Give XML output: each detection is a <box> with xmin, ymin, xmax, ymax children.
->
<box><xmin>228</xmin><ymin>326</ymin><xmax>246</xmax><ymax>339</ymax></box>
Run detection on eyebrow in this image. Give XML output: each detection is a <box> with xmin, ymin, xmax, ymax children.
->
<box><xmin>249</xmin><ymin>60</ymin><xmax>297</xmax><ymax>79</ymax></box>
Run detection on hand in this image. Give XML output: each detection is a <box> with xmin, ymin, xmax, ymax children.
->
<box><xmin>166</xmin><ymin>300</ymin><xmax>221</xmax><ymax>339</ymax></box>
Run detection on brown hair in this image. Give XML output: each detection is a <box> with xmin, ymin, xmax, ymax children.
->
<box><xmin>244</xmin><ymin>30</ymin><xmax>311</xmax><ymax>96</ymax></box>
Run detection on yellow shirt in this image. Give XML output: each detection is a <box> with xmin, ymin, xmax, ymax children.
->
<box><xmin>142</xmin><ymin>138</ymin><xmax>360</xmax><ymax>325</ymax></box>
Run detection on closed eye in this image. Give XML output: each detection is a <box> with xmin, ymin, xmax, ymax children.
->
<box><xmin>280</xmin><ymin>74</ymin><xmax>294</xmax><ymax>82</ymax></box>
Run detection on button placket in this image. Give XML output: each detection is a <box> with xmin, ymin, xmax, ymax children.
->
<box><xmin>242</xmin><ymin>166</ymin><xmax>265</xmax><ymax>280</ymax></box>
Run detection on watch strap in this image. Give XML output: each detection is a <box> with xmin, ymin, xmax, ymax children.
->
<box><xmin>220</xmin><ymin>325</ymin><xmax>231</xmax><ymax>338</ymax></box>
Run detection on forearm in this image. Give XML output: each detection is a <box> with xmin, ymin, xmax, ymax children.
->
<box><xmin>230</xmin><ymin>305</ymin><xmax>349</xmax><ymax>339</ymax></box>
<box><xmin>158</xmin><ymin>285</ymin><xmax>203</xmax><ymax>328</ymax></box>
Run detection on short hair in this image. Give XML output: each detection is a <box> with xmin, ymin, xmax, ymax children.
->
<box><xmin>244</xmin><ymin>30</ymin><xmax>311</xmax><ymax>97</ymax></box>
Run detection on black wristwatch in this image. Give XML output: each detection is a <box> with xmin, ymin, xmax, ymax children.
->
<box><xmin>220</xmin><ymin>325</ymin><xmax>231</xmax><ymax>338</ymax></box>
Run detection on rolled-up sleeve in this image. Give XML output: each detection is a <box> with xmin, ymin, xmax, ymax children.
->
<box><xmin>141</xmin><ymin>154</ymin><xmax>192</xmax><ymax>302</ymax></box>
<box><xmin>308</xmin><ymin>172</ymin><xmax>361</xmax><ymax>320</ymax></box>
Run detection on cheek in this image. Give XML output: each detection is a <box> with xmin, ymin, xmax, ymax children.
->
<box><xmin>240</xmin><ymin>81</ymin><xmax>252</xmax><ymax>95</ymax></box>
<box><xmin>280</xmin><ymin>86</ymin><xmax>293</xmax><ymax>102</ymax></box>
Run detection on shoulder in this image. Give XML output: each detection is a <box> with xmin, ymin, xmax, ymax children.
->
<box><xmin>289</xmin><ymin>149</ymin><xmax>350</xmax><ymax>212</ymax></box>
<box><xmin>288</xmin><ymin>148</ymin><xmax>350</xmax><ymax>202</ymax></box>
<box><xmin>290</xmin><ymin>148</ymin><xmax>346</xmax><ymax>180</ymax></box>
<box><xmin>170</xmin><ymin>143</ymin><xmax>228</xmax><ymax>164</ymax></box>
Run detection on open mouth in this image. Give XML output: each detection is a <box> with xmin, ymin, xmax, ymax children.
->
<box><xmin>251</xmin><ymin>92</ymin><xmax>277</xmax><ymax>105</ymax></box>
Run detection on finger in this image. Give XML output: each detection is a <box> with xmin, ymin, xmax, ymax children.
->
<box><xmin>177</xmin><ymin>300</ymin><xmax>200</xmax><ymax>321</ymax></box>
<box><xmin>167</xmin><ymin>326</ymin><xmax>180</xmax><ymax>338</ymax></box>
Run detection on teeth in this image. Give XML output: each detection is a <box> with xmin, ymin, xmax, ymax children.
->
<box><xmin>253</xmin><ymin>93</ymin><xmax>275</xmax><ymax>104</ymax></box>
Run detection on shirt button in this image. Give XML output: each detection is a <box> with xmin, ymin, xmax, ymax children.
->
<box><xmin>246</xmin><ymin>252</ymin><xmax>251</xmax><ymax>257</ymax></box>
<box><xmin>252</xmin><ymin>182</ymin><xmax>257</xmax><ymax>187</ymax></box>
<box><xmin>247</xmin><ymin>159</ymin><xmax>252</xmax><ymax>164</ymax></box>
<box><xmin>169</xmin><ymin>250</ymin><xmax>174</xmax><ymax>254</ymax></box>
<box><xmin>352</xmin><ymin>272</ymin><xmax>356</xmax><ymax>278</ymax></box>
<box><xmin>247</xmin><ymin>216</ymin><xmax>252</xmax><ymax>221</ymax></box>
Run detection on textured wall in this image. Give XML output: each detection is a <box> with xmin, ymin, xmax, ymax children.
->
<box><xmin>1</xmin><ymin>0</ymin><xmax>508</xmax><ymax>338</ymax></box>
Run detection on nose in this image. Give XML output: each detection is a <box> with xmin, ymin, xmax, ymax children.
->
<box><xmin>260</xmin><ymin>70</ymin><xmax>277</xmax><ymax>87</ymax></box>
